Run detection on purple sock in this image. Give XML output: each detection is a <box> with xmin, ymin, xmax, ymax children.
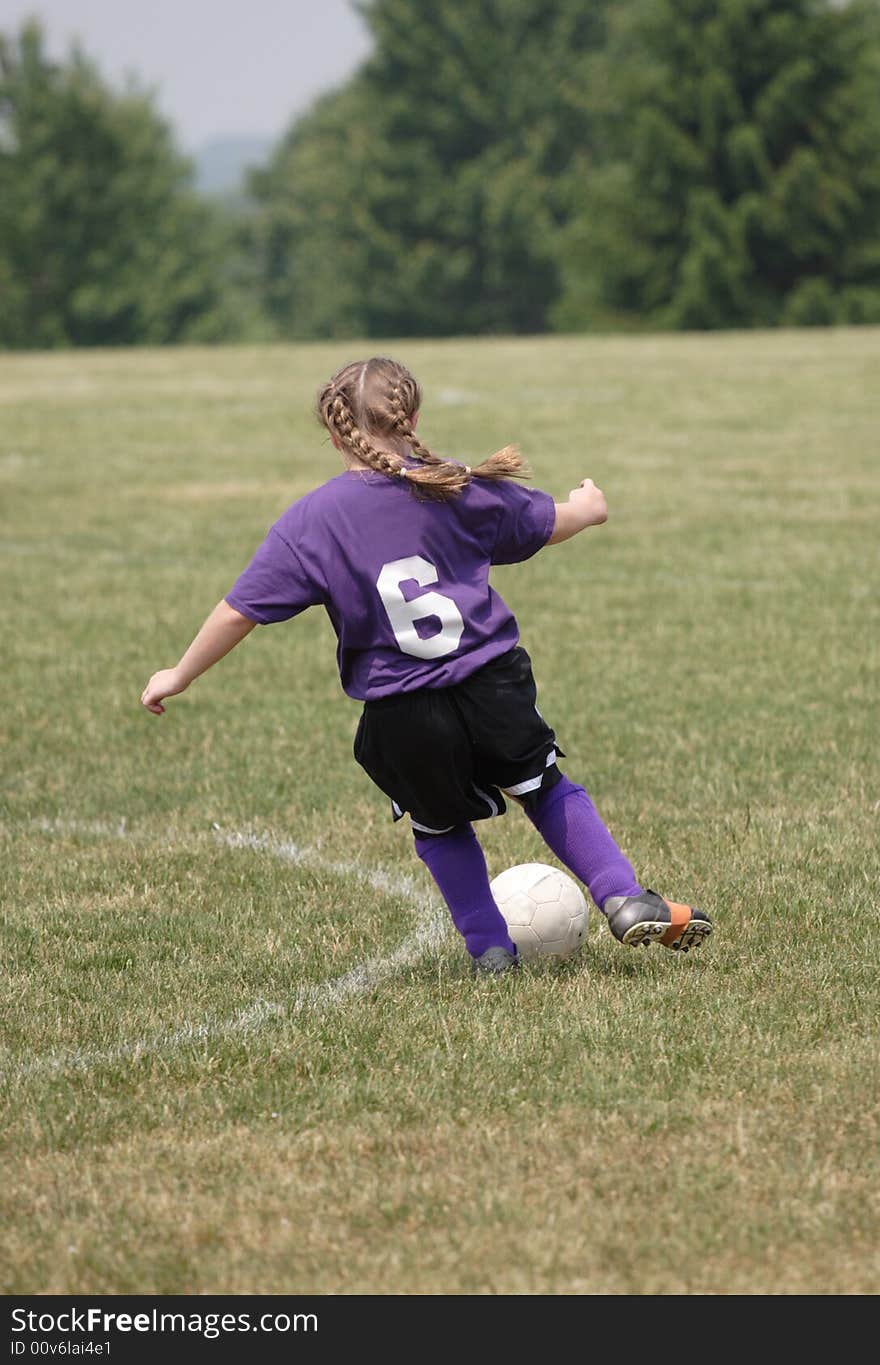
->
<box><xmin>414</xmin><ymin>824</ymin><xmax>516</xmax><ymax>958</ymax></box>
<box><xmin>526</xmin><ymin>775</ymin><xmax>643</xmax><ymax>912</ymax></box>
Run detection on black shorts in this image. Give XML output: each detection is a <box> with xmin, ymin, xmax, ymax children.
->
<box><xmin>353</xmin><ymin>646</ymin><xmax>564</xmax><ymax>834</ymax></box>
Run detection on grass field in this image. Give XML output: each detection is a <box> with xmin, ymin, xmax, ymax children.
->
<box><xmin>1</xmin><ymin>329</ymin><xmax>878</xmax><ymax>1296</ymax></box>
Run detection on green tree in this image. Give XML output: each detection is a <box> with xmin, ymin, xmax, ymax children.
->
<box><xmin>245</xmin><ymin>79</ymin><xmax>376</xmax><ymax>340</ymax></box>
<box><xmin>0</xmin><ymin>21</ymin><xmax>236</xmax><ymax>348</ymax></box>
<box><xmin>250</xmin><ymin>0</ymin><xmax>612</xmax><ymax>338</ymax></box>
<box><xmin>554</xmin><ymin>0</ymin><xmax>880</xmax><ymax>330</ymax></box>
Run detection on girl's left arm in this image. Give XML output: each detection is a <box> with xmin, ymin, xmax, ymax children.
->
<box><xmin>546</xmin><ymin>478</ymin><xmax>608</xmax><ymax>545</ymax></box>
<box><xmin>140</xmin><ymin>600</ymin><xmax>256</xmax><ymax>714</ymax></box>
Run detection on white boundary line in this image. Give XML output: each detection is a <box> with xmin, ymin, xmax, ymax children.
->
<box><xmin>3</xmin><ymin>819</ymin><xmax>450</xmax><ymax>1085</ymax></box>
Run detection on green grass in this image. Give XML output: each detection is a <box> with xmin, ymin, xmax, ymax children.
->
<box><xmin>1</xmin><ymin>330</ymin><xmax>879</xmax><ymax>1295</ymax></box>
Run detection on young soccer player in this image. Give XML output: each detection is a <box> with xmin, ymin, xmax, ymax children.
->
<box><xmin>141</xmin><ymin>357</ymin><xmax>712</xmax><ymax>975</ymax></box>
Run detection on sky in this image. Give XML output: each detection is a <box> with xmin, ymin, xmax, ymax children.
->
<box><xmin>0</xmin><ymin>0</ymin><xmax>374</xmax><ymax>150</ymax></box>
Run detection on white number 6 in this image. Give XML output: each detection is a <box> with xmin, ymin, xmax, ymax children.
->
<box><xmin>376</xmin><ymin>555</ymin><xmax>465</xmax><ymax>659</ymax></box>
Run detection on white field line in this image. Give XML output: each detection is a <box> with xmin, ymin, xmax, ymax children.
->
<box><xmin>4</xmin><ymin>819</ymin><xmax>449</xmax><ymax>1085</ymax></box>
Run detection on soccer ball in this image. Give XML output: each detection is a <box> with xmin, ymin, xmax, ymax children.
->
<box><xmin>489</xmin><ymin>863</ymin><xmax>588</xmax><ymax>961</ymax></box>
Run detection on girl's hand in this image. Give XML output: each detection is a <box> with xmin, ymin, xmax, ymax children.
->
<box><xmin>547</xmin><ymin>478</ymin><xmax>609</xmax><ymax>545</ymax></box>
<box><xmin>568</xmin><ymin>478</ymin><xmax>608</xmax><ymax>526</ymax></box>
<box><xmin>139</xmin><ymin>600</ymin><xmax>256</xmax><ymax>716</ymax></box>
<box><xmin>141</xmin><ymin>668</ymin><xmax>188</xmax><ymax>715</ymax></box>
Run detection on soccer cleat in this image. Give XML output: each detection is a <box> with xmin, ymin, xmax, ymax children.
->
<box><xmin>471</xmin><ymin>945</ymin><xmax>520</xmax><ymax>976</ymax></box>
<box><xmin>603</xmin><ymin>889</ymin><xmax>712</xmax><ymax>953</ymax></box>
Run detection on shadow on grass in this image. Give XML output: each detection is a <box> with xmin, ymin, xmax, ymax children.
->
<box><xmin>395</xmin><ymin>942</ymin><xmax>681</xmax><ymax>986</ymax></box>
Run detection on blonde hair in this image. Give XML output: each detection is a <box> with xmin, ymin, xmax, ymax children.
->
<box><xmin>316</xmin><ymin>356</ymin><xmax>527</xmax><ymax>502</ymax></box>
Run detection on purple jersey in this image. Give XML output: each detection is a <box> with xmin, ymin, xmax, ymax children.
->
<box><xmin>225</xmin><ymin>469</ymin><xmax>555</xmax><ymax>700</ymax></box>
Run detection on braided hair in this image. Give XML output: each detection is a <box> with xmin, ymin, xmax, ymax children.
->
<box><xmin>317</xmin><ymin>357</ymin><xmax>527</xmax><ymax>502</ymax></box>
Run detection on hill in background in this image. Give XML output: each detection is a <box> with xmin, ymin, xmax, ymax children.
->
<box><xmin>192</xmin><ymin>134</ymin><xmax>276</xmax><ymax>197</ymax></box>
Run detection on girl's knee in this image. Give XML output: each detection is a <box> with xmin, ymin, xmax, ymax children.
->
<box><xmin>413</xmin><ymin>821</ymin><xmax>474</xmax><ymax>856</ymax></box>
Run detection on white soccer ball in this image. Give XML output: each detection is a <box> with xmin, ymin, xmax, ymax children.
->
<box><xmin>489</xmin><ymin>862</ymin><xmax>588</xmax><ymax>961</ymax></box>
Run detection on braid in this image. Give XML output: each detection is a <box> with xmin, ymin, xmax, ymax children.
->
<box><xmin>389</xmin><ymin>380</ymin><xmax>443</xmax><ymax>468</ymax></box>
<box><xmin>317</xmin><ymin>356</ymin><xmax>529</xmax><ymax>502</ymax></box>
<box><xmin>326</xmin><ymin>391</ymin><xmax>408</xmax><ymax>480</ymax></box>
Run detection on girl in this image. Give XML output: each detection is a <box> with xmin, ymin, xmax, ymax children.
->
<box><xmin>141</xmin><ymin>357</ymin><xmax>711</xmax><ymax>975</ymax></box>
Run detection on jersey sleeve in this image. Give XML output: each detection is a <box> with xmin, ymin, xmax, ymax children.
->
<box><xmin>224</xmin><ymin>526</ymin><xmax>322</xmax><ymax>624</ymax></box>
<box><xmin>489</xmin><ymin>481</ymin><xmax>556</xmax><ymax>565</ymax></box>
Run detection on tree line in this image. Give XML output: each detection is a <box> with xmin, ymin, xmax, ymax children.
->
<box><xmin>2</xmin><ymin>0</ymin><xmax>880</xmax><ymax>349</ymax></box>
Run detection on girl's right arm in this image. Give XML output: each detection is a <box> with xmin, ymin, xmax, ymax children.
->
<box><xmin>546</xmin><ymin>478</ymin><xmax>608</xmax><ymax>545</ymax></box>
<box><xmin>140</xmin><ymin>600</ymin><xmax>256</xmax><ymax>714</ymax></box>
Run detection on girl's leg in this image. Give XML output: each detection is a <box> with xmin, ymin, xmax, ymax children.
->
<box><xmin>526</xmin><ymin>775</ymin><xmax>713</xmax><ymax>952</ymax></box>
<box><xmin>414</xmin><ymin>823</ymin><xmax>517</xmax><ymax>959</ymax></box>
<box><xmin>524</xmin><ymin>774</ymin><xmax>643</xmax><ymax>911</ymax></box>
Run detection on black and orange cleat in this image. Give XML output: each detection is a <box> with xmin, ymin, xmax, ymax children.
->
<box><xmin>603</xmin><ymin>890</ymin><xmax>712</xmax><ymax>953</ymax></box>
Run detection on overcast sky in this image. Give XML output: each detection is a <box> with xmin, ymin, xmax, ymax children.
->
<box><xmin>1</xmin><ymin>0</ymin><xmax>374</xmax><ymax>149</ymax></box>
